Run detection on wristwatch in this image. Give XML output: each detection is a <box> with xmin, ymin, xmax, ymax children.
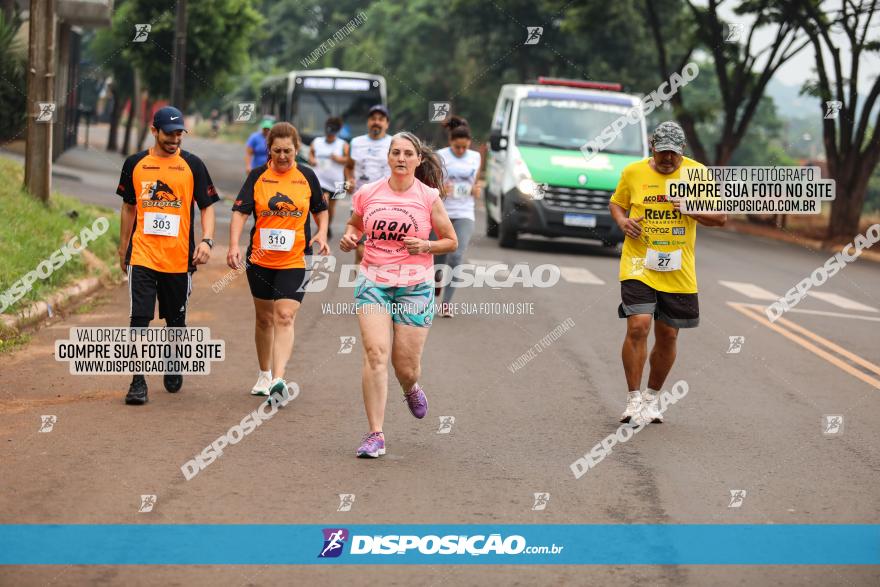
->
<box><xmin>201</xmin><ymin>238</ymin><xmax>214</xmax><ymax>249</ymax></box>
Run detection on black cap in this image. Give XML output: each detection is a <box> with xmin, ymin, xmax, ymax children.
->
<box><xmin>152</xmin><ymin>106</ymin><xmax>187</xmax><ymax>133</ymax></box>
<box><xmin>368</xmin><ymin>104</ymin><xmax>390</xmax><ymax>119</ymax></box>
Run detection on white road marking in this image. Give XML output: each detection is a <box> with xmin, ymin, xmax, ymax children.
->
<box><xmin>468</xmin><ymin>258</ymin><xmax>505</xmax><ymax>266</ymax></box>
<box><xmin>806</xmin><ymin>292</ymin><xmax>878</xmax><ymax>313</ymax></box>
<box><xmin>735</xmin><ymin>303</ymin><xmax>880</xmax><ymax>322</ymax></box>
<box><xmin>559</xmin><ymin>267</ymin><xmax>605</xmax><ymax>285</ymax></box>
<box><xmin>469</xmin><ymin>259</ymin><xmax>606</xmax><ymax>285</ymax></box>
<box><xmin>718</xmin><ymin>280</ymin><xmax>778</xmax><ymax>300</ymax></box>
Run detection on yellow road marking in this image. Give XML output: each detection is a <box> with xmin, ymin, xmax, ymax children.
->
<box><xmin>728</xmin><ymin>302</ymin><xmax>880</xmax><ymax>389</ymax></box>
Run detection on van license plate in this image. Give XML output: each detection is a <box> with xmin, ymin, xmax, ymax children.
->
<box><xmin>563</xmin><ymin>213</ymin><xmax>596</xmax><ymax>228</ymax></box>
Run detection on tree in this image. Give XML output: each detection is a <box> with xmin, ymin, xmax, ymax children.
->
<box><xmin>644</xmin><ymin>0</ymin><xmax>808</xmax><ymax>165</ymax></box>
<box><xmin>0</xmin><ymin>7</ymin><xmax>26</xmax><ymax>141</ymax></box>
<box><xmin>124</xmin><ymin>0</ymin><xmax>262</xmax><ymax>110</ymax></box>
<box><xmin>791</xmin><ymin>0</ymin><xmax>880</xmax><ymax>239</ymax></box>
<box><xmin>85</xmin><ymin>1</ymin><xmax>135</xmax><ymax>152</ymax></box>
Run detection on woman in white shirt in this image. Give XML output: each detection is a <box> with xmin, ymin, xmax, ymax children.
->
<box><xmin>435</xmin><ymin>116</ymin><xmax>482</xmax><ymax>317</ymax></box>
<box><xmin>309</xmin><ymin>117</ymin><xmax>349</xmax><ymax>239</ymax></box>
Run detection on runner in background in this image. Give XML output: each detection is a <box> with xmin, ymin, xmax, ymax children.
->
<box><xmin>116</xmin><ymin>106</ymin><xmax>219</xmax><ymax>405</ymax></box>
<box><xmin>608</xmin><ymin>121</ymin><xmax>726</xmax><ymax>424</ymax></box>
<box><xmin>435</xmin><ymin>115</ymin><xmax>481</xmax><ymax>318</ymax></box>
<box><xmin>339</xmin><ymin>132</ymin><xmax>457</xmax><ymax>458</ymax></box>
<box><xmin>227</xmin><ymin>122</ymin><xmax>329</xmax><ymax>399</ymax></box>
<box><xmin>345</xmin><ymin>105</ymin><xmax>392</xmax><ymax>264</ymax></box>
<box><xmin>245</xmin><ymin>119</ymin><xmax>272</xmax><ymax>174</ymax></box>
<box><xmin>309</xmin><ymin>117</ymin><xmax>349</xmax><ymax>239</ymax></box>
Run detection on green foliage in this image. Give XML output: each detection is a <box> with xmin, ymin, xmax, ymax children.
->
<box><xmin>85</xmin><ymin>0</ymin><xmax>263</xmax><ymax>108</ymax></box>
<box><xmin>0</xmin><ymin>9</ymin><xmax>26</xmax><ymax>140</ymax></box>
<box><xmin>0</xmin><ymin>157</ymin><xmax>122</xmax><ymax>314</ymax></box>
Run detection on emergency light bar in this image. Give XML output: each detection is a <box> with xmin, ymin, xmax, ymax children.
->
<box><xmin>537</xmin><ymin>77</ymin><xmax>623</xmax><ymax>92</ymax></box>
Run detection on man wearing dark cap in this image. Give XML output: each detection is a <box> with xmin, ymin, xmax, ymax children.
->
<box><xmin>345</xmin><ymin>104</ymin><xmax>392</xmax><ymax>263</ymax></box>
<box><xmin>608</xmin><ymin>121</ymin><xmax>726</xmax><ymax>424</ymax></box>
<box><xmin>115</xmin><ymin>106</ymin><xmax>220</xmax><ymax>405</ymax></box>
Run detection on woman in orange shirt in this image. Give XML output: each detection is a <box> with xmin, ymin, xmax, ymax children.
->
<box><xmin>227</xmin><ymin>122</ymin><xmax>329</xmax><ymax>398</ymax></box>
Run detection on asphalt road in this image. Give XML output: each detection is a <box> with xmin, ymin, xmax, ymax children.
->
<box><xmin>1</xmin><ymin>131</ymin><xmax>878</xmax><ymax>585</ymax></box>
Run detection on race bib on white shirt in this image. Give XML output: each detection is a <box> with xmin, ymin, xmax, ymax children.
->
<box><xmin>143</xmin><ymin>212</ymin><xmax>180</xmax><ymax>237</ymax></box>
<box><xmin>453</xmin><ymin>182</ymin><xmax>471</xmax><ymax>198</ymax></box>
<box><xmin>260</xmin><ymin>228</ymin><xmax>295</xmax><ymax>251</ymax></box>
<box><xmin>645</xmin><ymin>248</ymin><xmax>682</xmax><ymax>272</ymax></box>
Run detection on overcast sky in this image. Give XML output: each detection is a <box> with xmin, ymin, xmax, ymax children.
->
<box><xmin>711</xmin><ymin>1</ymin><xmax>880</xmax><ymax>88</ymax></box>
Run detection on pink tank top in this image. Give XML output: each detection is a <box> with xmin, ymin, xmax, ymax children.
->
<box><xmin>352</xmin><ymin>177</ymin><xmax>440</xmax><ymax>286</ymax></box>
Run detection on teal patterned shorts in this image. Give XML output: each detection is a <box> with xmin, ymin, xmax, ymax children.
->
<box><xmin>353</xmin><ymin>274</ymin><xmax>434</xmax><ymax>328</ymax></box>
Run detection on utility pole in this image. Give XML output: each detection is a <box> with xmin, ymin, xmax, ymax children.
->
<box><xmin>169</xmin><ymin>0</ymin><xmax>187</xmax><ymax>109</ymax></box>
<box><xmin>24</xmin><ymin>0</ymin><xmax>56</xmax><ymax>203</ymax></box>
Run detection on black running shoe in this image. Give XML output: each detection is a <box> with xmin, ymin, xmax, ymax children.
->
<box><xmin>125</xmin><ymin>375</ymin><xmax>148</xmax><ymax>405</ymax></box>
<box><xmin>164</xmin><ymin>374</ymin><xmax>183</xmax><ymax>393</ymax></box>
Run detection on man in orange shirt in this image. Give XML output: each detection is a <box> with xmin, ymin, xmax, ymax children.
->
<box><xmin>116</xmin><ymin>106</ymin><xmax>220</xmax><ymax>405</ymax></box>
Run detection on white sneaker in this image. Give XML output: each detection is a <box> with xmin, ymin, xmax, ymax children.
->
<box><xmin>619</xmin><ymin>391</ymin><xmax>643</xmax><ymax>423</ymax></box>
<box><xmin>250</xmin><ymin>372</ymin><xmax>272</xmax><ymax>396</ymax></box>
<box><xmin>641</xmin><ymin>390</ymin><xmax>663</xmax><ymax>423</ymax></box>
<box><xmin>441</xmin><ymin>303</ymin><xmax>453</xmax><ymax>318</ymax></box>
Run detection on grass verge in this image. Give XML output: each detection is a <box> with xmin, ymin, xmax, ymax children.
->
<box><xmin>0</xmin><ymin>156</ymin><xmax>122</xmax><ymax>331</ymax></box>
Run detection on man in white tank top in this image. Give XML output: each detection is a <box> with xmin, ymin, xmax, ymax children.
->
<box><xmin>309</xmin><ymin>117</ymin><xmax>349</xmax><ymax>238</ymax></box>
<box><xmin>345</xmin><ymin>104</ymin><xmax>392</xmax><ymax>263</ymax></box>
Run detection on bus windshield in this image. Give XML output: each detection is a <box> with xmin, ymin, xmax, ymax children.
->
<box><xmin>514</xmin><ymin>97</ymin><xmax>644</xmax><ymax>155</ymax></box>
<box><xmin>293</xmin><ymin>88</ymin><xmax>382</xmax><ymax>140</ymax></box>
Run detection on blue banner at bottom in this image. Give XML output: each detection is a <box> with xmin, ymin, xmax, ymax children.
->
<box><xmin>0</xmin><ymin>525</ymin><xmax>877</xmax><ymax>565</ymax></box>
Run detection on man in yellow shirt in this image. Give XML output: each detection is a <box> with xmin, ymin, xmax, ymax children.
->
<box><xmin>608</xmin><ymin>121</ymin><xmax>726</xmax><ymax>424</ymax></box>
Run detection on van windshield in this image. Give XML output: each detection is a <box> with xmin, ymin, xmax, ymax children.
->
<box><xmin>515</xmin><ymin>97</ymin><xmax>644</xmax><ymax>155</ymax></box>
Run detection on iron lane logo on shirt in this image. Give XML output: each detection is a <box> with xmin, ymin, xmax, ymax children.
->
<box><xmin>262</xmin><ymin>192</ymin><xmax>303</xmax><ymax>217</ymax></box>
<box><xmin>140</xmin><ymin>179</ymin><xmax>182</xmax><ymax>208</ymax></box>
<box><xmin>363</xmin><ymin>206</ymin><xmax>422</xmax><ymax>254</ymax></box>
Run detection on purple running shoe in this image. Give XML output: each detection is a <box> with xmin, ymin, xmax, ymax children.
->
<box><xmin>403</xmin><ymin>383</ymin><xmax>428</xmax><ymax>419</ymax></box>
<box><xmin>356</xmin><ymin>432</ymin><xmax>385</xmax><ymax>458</ymax></box>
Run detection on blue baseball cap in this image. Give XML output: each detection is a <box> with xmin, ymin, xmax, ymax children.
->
<box><xmin>152</xmin><ymin>106</ymin><xmax>187</xmax><ymax>133</ymax></box>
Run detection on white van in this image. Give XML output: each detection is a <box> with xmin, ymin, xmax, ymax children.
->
<box><xmin>485</xmin><ymin>78</ymin><xmax>649</xmax><ymax>248</ymax></box>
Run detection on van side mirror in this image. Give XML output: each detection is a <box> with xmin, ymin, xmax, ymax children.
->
<box><xmin>490</xmin><ymin>130</ymin><xmax>508</xmax><ymax>151</ymax></box>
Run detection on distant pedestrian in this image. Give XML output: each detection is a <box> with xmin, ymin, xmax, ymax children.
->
<box><xmin>309</xmin><ymin>116</ymin><xmax>349</xmax><ymax>239</ymax></box>
<box><xmin>245</xmin><ymin>119</ymin><xmax>272</xmax><ymax>173</ymax></box>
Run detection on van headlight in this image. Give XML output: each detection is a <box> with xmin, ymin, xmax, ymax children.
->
<box><xmin>513</xmin><ymin>155</ymin><xmax>535</xmax><ymax>197</ymax></box>
<box><xmin>517</xmin><ymin>178</ymin><xmax>537</xmax><ymax>195</ymax></box>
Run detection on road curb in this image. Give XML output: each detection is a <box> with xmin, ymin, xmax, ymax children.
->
<box><xmin>724</xmin><ymin>220</ymin><xmax>880</xmax><ymax>264</ymax></box>
<box><xmin>1</xmin><ymin>276</ymin><xmax>107</xmax><ymax>333</ymax></box>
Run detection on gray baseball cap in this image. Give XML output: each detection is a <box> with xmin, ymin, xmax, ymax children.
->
<box><xmin>651</xmin><ymin>121</ymin><xmax>686</xmax><ymax>154</ymax></box>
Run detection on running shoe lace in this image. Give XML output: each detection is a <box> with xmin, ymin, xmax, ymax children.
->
<box><xmin>404</xmin><ymin>390</ymin><xmax>424</xmax><ymax>407</ymax></box>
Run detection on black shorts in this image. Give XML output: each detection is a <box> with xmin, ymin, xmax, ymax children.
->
<box><xmin>246</xmin><ymin>264</ymin><xmax>306</xmax><ymax>302</ymax></box>
<box><xmin>617</xmin><ymin>279</ymin><xmax>699</xmax><ymax>328</ymax></box>
<box><xmin>128</xmin><ymin>265</ymin><xmax>191</xmax><ymax>322</ymax></box>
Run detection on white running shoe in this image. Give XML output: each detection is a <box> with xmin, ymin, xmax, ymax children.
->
<box><xmin>641</xmin><ymin>390</ymin><xmax>663</xmax><ymax>423</ymax></box>
<box><xmin>619</xmin><ymin>391</ymin><xmax>643</xmax><ymax>423</ymax></box>
<box><xmin>250</xmin><ymin>372</ymin><xmax>272</xmax><ymax>396</ymax></box>
<box><xmin>441</xmin><ymin>303</ymin><xmax>453</xmax><ymax>318</ymax></box>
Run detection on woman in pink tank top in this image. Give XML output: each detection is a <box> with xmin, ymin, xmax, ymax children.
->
<box><xmin>340</xmin><ymin>132</ymin><xmax>458</xmax><ymax>458</ymax></box>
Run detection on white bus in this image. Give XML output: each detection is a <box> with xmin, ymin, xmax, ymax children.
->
<box><xmin>260</xmin><ymin>68</ymin><xmax>387</xmax><ymax>150</ymax></box>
